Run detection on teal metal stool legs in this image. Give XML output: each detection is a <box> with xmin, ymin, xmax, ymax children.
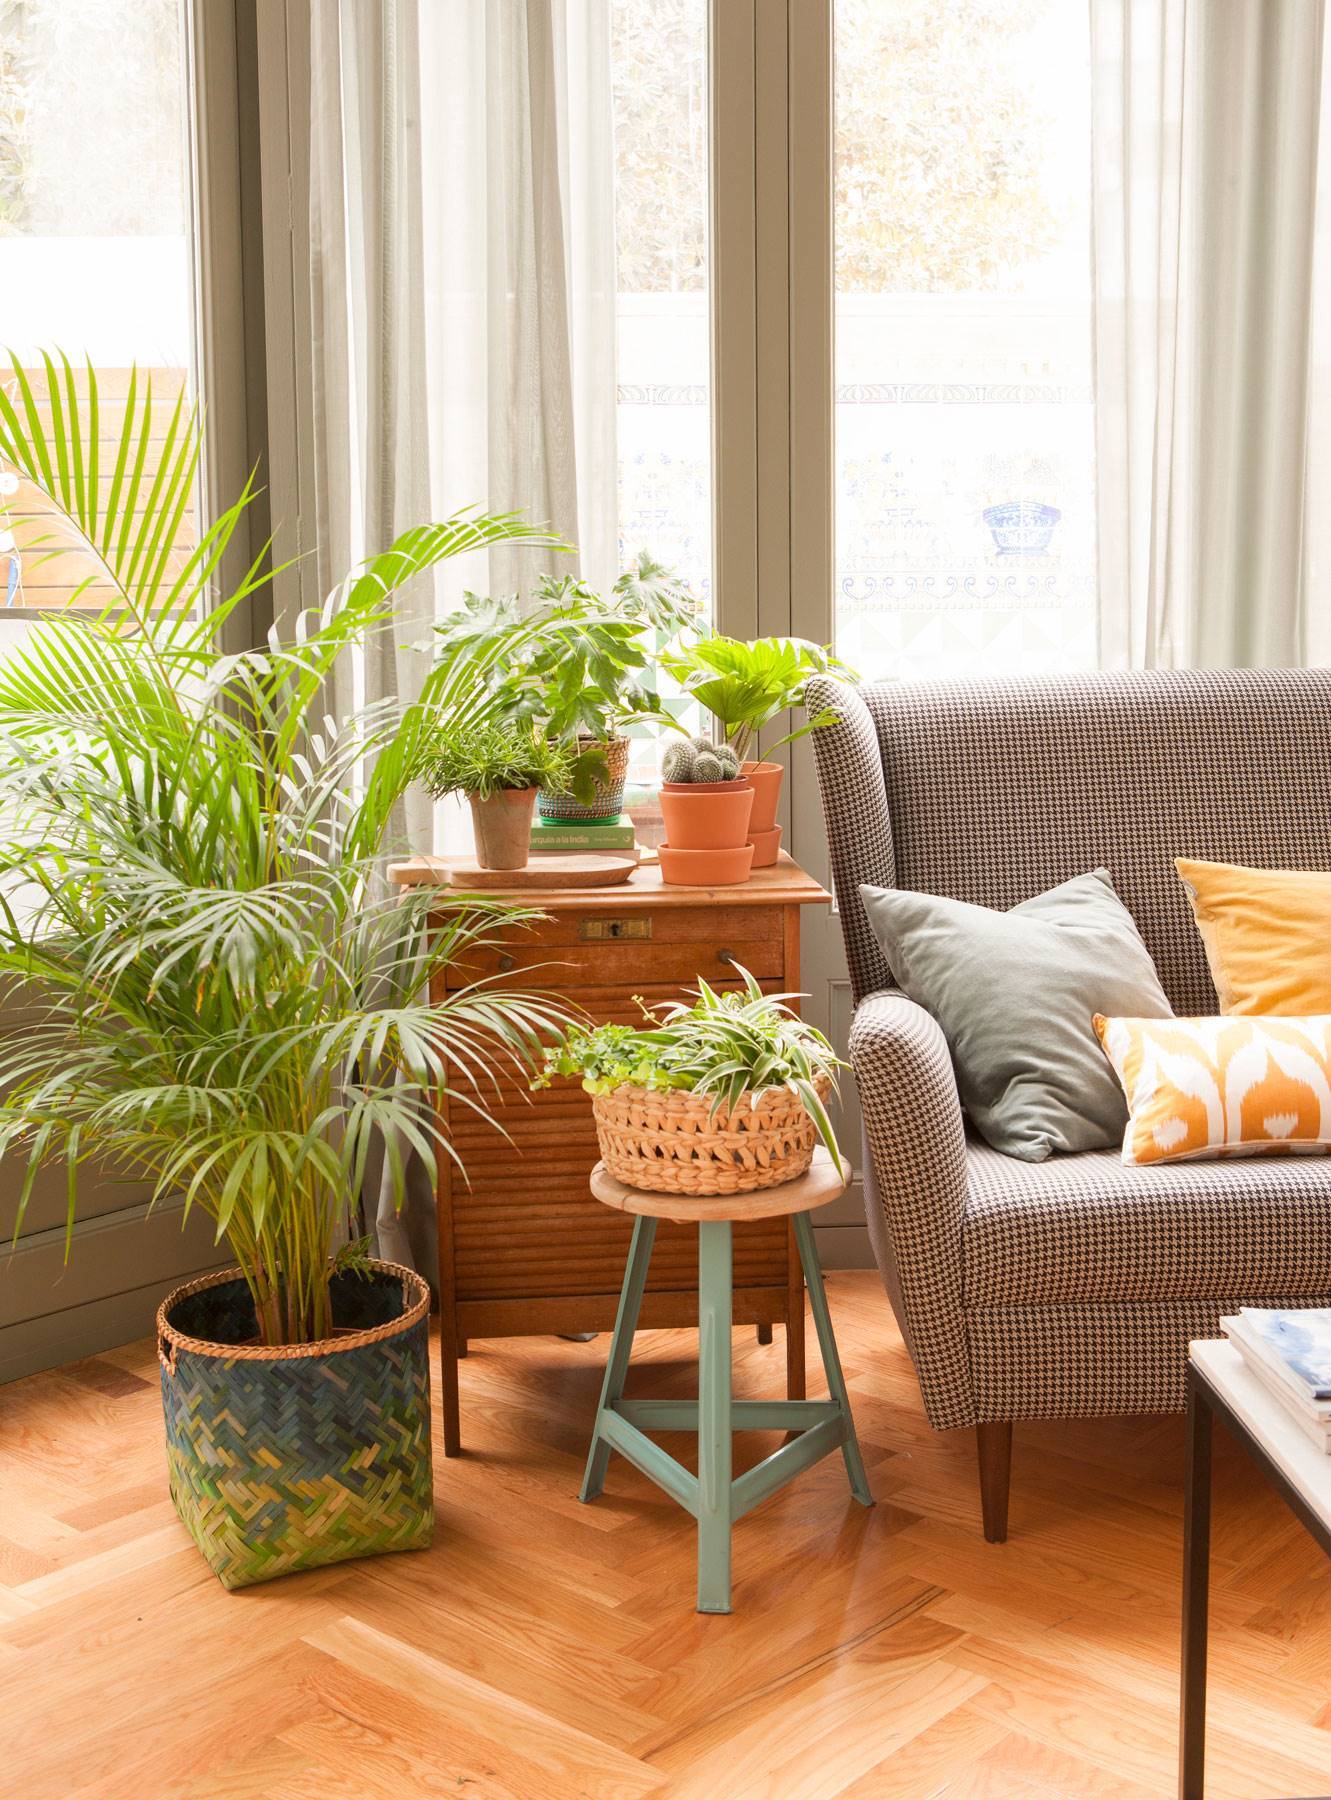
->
<box><xmin>580</xmin><ymin>1215</ymin><xmax>657</xmax><ymax>1504</ymax></box>
<box><xmin>696</xmin><ymin>1221</ymin><xmax>734</xmax><ymax>1612</ymax></box>
<box><xmin>580</xmin><ymin>1158</ymin><xmax>872</xmax><ymax>1615</ymax></box>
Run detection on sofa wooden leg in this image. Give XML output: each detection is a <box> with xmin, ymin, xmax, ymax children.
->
<box><xmin>977</xmin><ymin>1421</ymin><xmax>1012</xmax><ymax>1542</ymax></box>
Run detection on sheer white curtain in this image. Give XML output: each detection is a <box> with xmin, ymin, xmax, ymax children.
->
<box><xmin>308</xmin><ymin>0</ymin><xmax>618</xmax><ymax>1274</ymax></box>
<box><xmin>1091</xmin><ymin>0</ymin><xmax>1325</xmax><ymax>668</ymax></box>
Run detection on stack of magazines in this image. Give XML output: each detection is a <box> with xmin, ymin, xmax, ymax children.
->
<box><xmin>1221</xmin><ymin>1309</ymin><xmax>1331</xmax><ymax>1450</ymax></box>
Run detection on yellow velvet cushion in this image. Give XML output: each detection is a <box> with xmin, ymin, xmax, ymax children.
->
<box><xmin>1175</xmin><ymin>857</ymin><xmax>1331</xmax><ymax>1014</ymax></box>
<box><xmin>1093</xmin><ymin>1014</ymin><xmax>1331</xmax><ymax>1166</ymax></box>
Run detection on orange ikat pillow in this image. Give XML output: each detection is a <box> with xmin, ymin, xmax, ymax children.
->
<box><xmin>1093</xmin><ymin>1014</ymin><xmax>1331</xmax><ymax>1166</ymax></box>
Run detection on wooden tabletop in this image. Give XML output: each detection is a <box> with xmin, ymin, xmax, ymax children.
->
<box><xmin>386</xmin><ymin>849</ymin><xmax>831</xmax><ymax>910</ymax></box>
<box><xmin>1190</xmin><ymin>1339</ymin><xmax>1331</xmax><ymax>1538</ymax></box>
<box><xmin>589</xmin><ymin>1146</ymin><xmax>847</xmax><ymax>1224</ymax></box>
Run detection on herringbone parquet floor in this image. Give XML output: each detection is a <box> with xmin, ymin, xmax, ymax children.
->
<box><xmin>2</xmin><ymin>1272</ymin><xmax>1330</xmax><ymax>1797</ymax></box>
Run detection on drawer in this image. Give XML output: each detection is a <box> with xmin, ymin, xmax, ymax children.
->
<box><xmin>444</xmin><ymin>930</ymin><xmax>782</xmax><ymax>990</ymax></box>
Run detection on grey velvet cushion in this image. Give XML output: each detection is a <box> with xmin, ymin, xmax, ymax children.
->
<box><xmin>859</xmin><ymin>869</ymin><xmax>1173</xmax><ymax>1161</ymax></box>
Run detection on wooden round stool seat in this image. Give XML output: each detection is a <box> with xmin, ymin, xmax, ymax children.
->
<box><xmin>589</xmin><ymin>1146</ymin><xmax>847</xmax><ymax>1223</ymax></box>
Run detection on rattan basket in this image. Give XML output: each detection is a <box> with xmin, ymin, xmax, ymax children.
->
<box><xmin>591</xmin><ymin>1077</ymin><xmax>830</xmax><ymax>1196</ymax></box>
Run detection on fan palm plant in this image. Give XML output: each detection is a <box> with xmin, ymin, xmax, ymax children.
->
<box><xmin>0</xmin><ymin>353</ymin><xmax>576</xmax><ymax>1346</ymax></box>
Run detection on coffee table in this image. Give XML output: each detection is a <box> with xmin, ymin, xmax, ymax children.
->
<box><xmin>1180</xmin><ymin>1338</ymin><xmax>1331</xmax><ymax>1799</ymax></box>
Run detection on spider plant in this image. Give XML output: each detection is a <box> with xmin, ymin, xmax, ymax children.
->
<box><xmin>538</xmin><ymin>965</ymin><xmax>846</xmax><ymax>1175</ymax></box>
<box><xmin>0</xmin><ymin>351</ymin><xmax>577</xmax><ymax>1345</ymax></box>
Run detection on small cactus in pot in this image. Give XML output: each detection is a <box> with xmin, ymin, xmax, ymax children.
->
<box><xmin>662</xmin><ymin>734</ymin><xmax>741</xmax><ymax>786</ymax></box>
<box><xmin>658</xmin><ymin>734</ymin><xmax>754</xmax><ymax>883</ymax></box>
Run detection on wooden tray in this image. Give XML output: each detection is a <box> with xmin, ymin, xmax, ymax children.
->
<box><xmin>389</xmin><ymin>853</ymin><xmax>639</xmax><ymax>890</ymax></box>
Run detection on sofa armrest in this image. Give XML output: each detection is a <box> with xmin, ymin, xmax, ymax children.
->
<box><xmin>850</xmin><ymin>989</ymin><xmax>974</xmax><ymax>1430</ymax></box>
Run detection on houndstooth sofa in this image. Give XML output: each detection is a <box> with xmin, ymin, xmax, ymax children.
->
<box><xmin>807</xmin><ymin>666</ymin><xmax>1331</xmax><ymax>1539</ymax></box>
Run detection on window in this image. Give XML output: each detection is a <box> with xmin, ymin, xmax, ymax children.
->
<box><xmin>834</xmin><ymin>0</ymin><xmax>1096</xmax><ymax>682</ymax></box>
<box><xmin>0</xmin><ymin>0</ymin><xmax>195</xmax><ymax>635</ymax></box>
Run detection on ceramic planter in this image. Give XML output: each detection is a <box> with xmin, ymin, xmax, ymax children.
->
<box><xmin>658</xmin><ymin>779</ymin><xmax>754</xmax><ymax>852</ymax></box>
<box><xmin>157</xmin><ymin>1260</ymin><xmax>433</xmax><ymax>1590</ymax></box>
<box><xmin>657</xmin><ymin>842</ymin><xmax>755</xmax><ymax>886</ymax></box>
<box><xmin>537</xmin><ymin>736</ymin><xmax>629</xmax><ymax>822</ymax></box>
<box><xmin>741</xmin><ymin>760</ymin><xmax>783</xmax><ymax>865</ymax></box>
<box><xmin>470</xmin><ymin>786</ymin><xmax>537</xmax><ymax>869</ymax></box>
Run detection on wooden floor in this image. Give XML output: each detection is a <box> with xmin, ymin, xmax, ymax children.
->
<box><xmin>2</xmin><ymin>1272</ymin><xmax>1330</xmax><ymax>1798</ymax></box>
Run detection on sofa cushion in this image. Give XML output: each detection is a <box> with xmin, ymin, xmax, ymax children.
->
<box><xmin>1175</xmin><ymin>857</ymin><xmax>1331</xmax><ymax>1014</ymax></box>
<box><xmin>859</xmin><ymin>869</ymin><xmax>1172</xmax><ymax>1162</ymax></box>
<box><xmin>963</xmin><ymin>1140</ymin><xmax>1331</xmax><ymax>1307</ymax></box>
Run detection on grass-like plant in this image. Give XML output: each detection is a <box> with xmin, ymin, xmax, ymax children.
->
<box><xmin>538</xmin><ymin>965</ymin><xmax>845</xmax><ymax>1173</ymax></box>
<box><xmin>415</xmin><ymin>720</ymin><xmax>572</xmax><ymax>801</ymax></box>
<box><xmin>660</xmin><ymin>634</ymin><xmax>857</xmax><ymax>764</ymax></box>
<box><xmin>0</xmin><ymin>353</ymin><xmax>578</xmax><ymax>1345</ymax></box>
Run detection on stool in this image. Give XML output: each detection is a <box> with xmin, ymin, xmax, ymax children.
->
<box><xmin>579</xmin><ymin>1147</ymin><xmax>873</xmax><ymax>1613</ymax></box>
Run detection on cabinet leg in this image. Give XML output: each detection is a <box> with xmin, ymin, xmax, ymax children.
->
<box><xmin>756</xmin><ymin>1322</ymin><xmax>773</xmax><ymax>1345</ymax></box>
<box><xmin>785</xmin><ymin>1284</ymin><xmax>806</xmax><ymax>1400</ymax></box>
<box><xmin>697</xmin><ymin>1220</ymin><xmax>734</xmax><ymax>1614</ymax></box>
<box><xmin>440</xmin><ymin>1332</ymin><xmax>461</xmax><ymax>1458</ymax></box>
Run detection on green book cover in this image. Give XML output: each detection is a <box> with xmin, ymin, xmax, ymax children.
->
<box><xmin>530</xmin><ymin>813</ymin><xmax>636</xmax><ymax>849</ymax></box>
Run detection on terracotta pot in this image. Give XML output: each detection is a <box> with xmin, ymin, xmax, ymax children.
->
<box><xmin>469</xmin><ymin>787</ymin><xmax>537</xmax><ymax>869</ymax></box>
<box><xmin>658</xmin><ymin>779</ymin><xmax>754</xmax><ymax>852</ymax></box>
<box><xmin>658</xmin><ymin>842</ymin><xmax>755</xmax><ymax>887</ymax></box>
<box><xmin>537</xmin><ymin>736</ymin><xmax>629</xmax><ymax>822</ymax></box>
<box><xmin>742</xmin><ymin>760</ymin><xmax>784</xmax><ymax>834</ymax></box>
<box><xmin>747</xmin><ymin>824</ymin><xmax>782</xmax><ymax>868</ymax></box>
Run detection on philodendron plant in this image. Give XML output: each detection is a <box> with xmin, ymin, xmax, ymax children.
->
<box><xmin>660</xmin><ymin>634</ymin><xmax>857</xmax><ymax>765</ymax></box>
<box><xmin>0</xmin><ymin>353</ymin><xmax>577</xmax><ymax>1347</ymax></box>
<box><xmin>539</xmin><ymin>966</ymin><xmax>845</xmax><ymax>1175</ymax></box>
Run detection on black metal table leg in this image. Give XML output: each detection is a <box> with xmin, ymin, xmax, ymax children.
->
<box><xmin>1180</xmin><ymin>1370</ymin><xmax>1214</xmax><ymax>1800</ymax></box>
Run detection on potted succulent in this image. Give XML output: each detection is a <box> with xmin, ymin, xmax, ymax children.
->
<box><xmin>658</xmin><ymin>733</ymin><xmax>753</xmax><ymax>885</ymax></box>
<box><xmin>414</xmin><ymin>721</ymin><xmax>572</xmax><ymax>870</ymax></box>
<box><xmin>538</xmin><ymin>967</ymin><xmax>844</xmax><ymax>1196</ymax></box>
<box><xmin>428</xmin><ymin>555</ymin><xmax>697</xmax><ymax>823</ymax></box>
<box><xmin>0</xmin><ymin>356</ymin><xmax>574</xmax><ymax>1589</ymax></box>
<box><xmin>661</xmin><ymin>635</ymin><xmax>856</xmax><ymax>864</ymax></box>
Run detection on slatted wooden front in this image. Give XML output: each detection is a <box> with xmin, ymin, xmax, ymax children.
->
<box><xmin>428</xmin><ymin>868</ymin><xmax>831</xmax><ymax>1454</ymax></box>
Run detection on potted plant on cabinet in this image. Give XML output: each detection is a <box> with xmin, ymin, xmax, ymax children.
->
<box><xmin>661</xmin><ymin>635</ymin><xmax>856</xmax><ymax>864</ymax></box>
<box><xmin>0</xmin><ymin>356</ymin><xmax>575</xmax><ymax>1589</ymax></box>
<box><xmin>657</xmin><ymin>733</ymin><xmax>754</xmax><ymax>885</ymax></box>
<box><xmin>538</xmin><ymin>966</ymin><xmax>845</xmax><ymax>1196</ymax></box>
<box><xmin>414</xmin><ymin>721</ymin><xmax>572</xmax><ymax>870</ymax></box>
<box><xmin>427</xmin><ymin>554</ymin><xmax>696</xmax><ymax>824</ymax></box>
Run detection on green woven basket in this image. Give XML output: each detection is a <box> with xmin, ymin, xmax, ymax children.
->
<box><xmin>537</xmin><ymin>734</ymin><xmax>629</xmax><ymax>821</ymax></box>
<box><xmin>158</xmin><ymin>1260</ymin><xmax>433</xmax><ymax>1590</ymax></box>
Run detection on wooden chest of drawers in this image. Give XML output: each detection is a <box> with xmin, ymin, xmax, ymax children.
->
<box><xmin>408</xmin><ymin>853</ymin><xmax>831</xmax><ymax>1454</ymax></box>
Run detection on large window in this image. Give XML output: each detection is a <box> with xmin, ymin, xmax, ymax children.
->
<box><xmin>0</xmin><ymin>0</ymin><xmax>195</xmax><ymax>633</ymax></box>
<box><xmin>834</xmin><ymin>0</ymin><xmax>1096</xmax><ymax>682</ymax></box>
<box><xmin>611</xmin><ymin>0</ymin><xmax>712</xmax><ymax>613</ymax></box>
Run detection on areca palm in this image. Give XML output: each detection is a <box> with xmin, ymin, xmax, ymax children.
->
<box><xmin>0</xmin><ymin>353</ymin><xmax>574</xmax><ymax>1344</ymax></box>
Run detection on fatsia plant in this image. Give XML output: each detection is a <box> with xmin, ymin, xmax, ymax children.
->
<box><xmin>0</xmin><ymin>352</ymin><xmax>577</xmax><ymax>1345</ymax></box>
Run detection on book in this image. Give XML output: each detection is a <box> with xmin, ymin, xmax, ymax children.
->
<box><xmin>530</xmin><ymin>813</ymin><xmax>637</xmax><ymax>850</ymax></box>
<box><xmin>1233</xmin><ymin>1308</ymin><xmax>1331</xmax><ymax>1400</ymax></box>
<box><xmin>1224</xmin><ymin>1337</ymin><xmax>1331</xmax><ymax>1451</ymax></box>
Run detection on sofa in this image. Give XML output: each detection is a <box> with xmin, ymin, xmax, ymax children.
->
<box><xmin>807</xmin><ymin>666</ymin><xmax>1331</xmax><ymax>1539</ymax></box>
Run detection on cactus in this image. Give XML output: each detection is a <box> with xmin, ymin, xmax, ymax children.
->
<box><xmin>714</xmin><ymin>742</ymin><xmax>740</xmax><ymax>779</ymax></box>
<box><xmin>692</xmin><ymin>750</ymin><xmax>724</xmax><ymax>783</ymax></box>
<box><xmin>662</xmin><ymin>740</ymin><xmax>697</xmax><ymax>784</ymax></box>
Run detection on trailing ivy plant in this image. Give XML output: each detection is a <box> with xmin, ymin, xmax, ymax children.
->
<box><xmin>538</xmin><ymin>965</ymin><xmax>845</xmax><ymax>1174</ymax></box>
<box><xmin>0</xmin><ymin>352</ymin><xmax>578</xmax><ymax>1346</ymax></box>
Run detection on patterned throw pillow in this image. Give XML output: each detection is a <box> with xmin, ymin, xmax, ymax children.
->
<box><xmin>1094</xmin><ymin>1014</ymin><xmax>1331</xmax><ymax>1166</ymax></box>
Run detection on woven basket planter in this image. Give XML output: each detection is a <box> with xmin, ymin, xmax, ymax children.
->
<box><xmin>157</xmin><ymin>1259</ymin><xmax>433</xmax><ymax>1590</ymax></box>
<box><xmin>592</xmin><ymin>1077</ymin><xmax>830</xmax><ymax>1197</ymax></box>
<box><xmin>537</xmin><ymin>735</ymin><xmax>629</xmax><ymax>821</ymax></box>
